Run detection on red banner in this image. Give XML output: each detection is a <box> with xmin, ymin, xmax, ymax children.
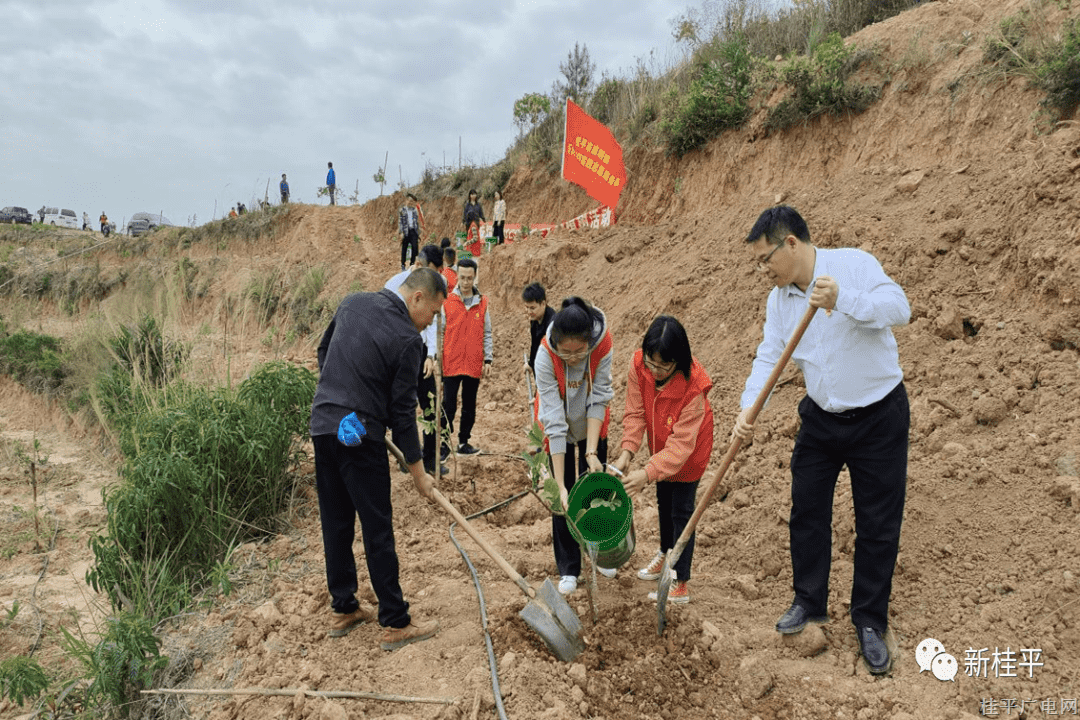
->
<box><xmin>562</xmin><ymin>99</ymin><xmax>626</xmax><ymax>210</ymax></box>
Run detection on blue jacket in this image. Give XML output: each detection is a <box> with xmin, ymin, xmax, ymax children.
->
<box><xmin>327</xmin><ymin>168</ymin><xmax>336</xmax><ymax>186</ymax></box>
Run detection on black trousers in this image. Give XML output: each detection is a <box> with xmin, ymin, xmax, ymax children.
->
<box><xmin>328</xmin><ymin>185</ymin><xmax>336</xmax><ymax>205</ymax></box>
<box><xmin>493</xmin><ymin>221</ymin><xmax>505</xmax><ymax>244</ymax></box>
<box><xmin>789</xmin><ymin>382</ymin><xmax>908</xmax><ymax>632</ymax></box>
<box><xmin>552</xmin><ymin>438</ymin><xmax>609</xmax><ymax>577</ymax></box>
<box><xmin>442</xmin><ymin>374</ymin><xmax>480</xmax><ymax>447</ymax></box>
<box><xmin>416</xmin><ymin>356</ymin><xmax>437</xmax><ymax>469</ymax></box>
<box><xmin>312</xmin><ymin>434</ymin><xmax>411</xmax><ymax>629</ymax></box>
<box><xmin>656</xmin><ymin>479</ymin><xmax>700</xmax><ymax>581</ymax></box>
<box><xmin>401</xmin><ymin>228</ymin><xmax>419</xmax><ymax>269</ymax></box>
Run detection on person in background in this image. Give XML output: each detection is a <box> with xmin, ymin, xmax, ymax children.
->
<box><xmin>441</xmin><ymin>258</ymin><xmax>491</xmax><ymax>457</ymax></box>
<box><xmin>38</xmin><ymin>207</ymin><xmax>45</xmax><ymax>224</ymax></box>
<box><xmin>82</xmin><ymin>212</ymin><xmax>91</xmax><ymax>231</ymax></box>
<box><xmin>610</xmin><ymin>315</ymin><xmax>714</xmax><ymax>605</ymax></box>
<box><xmin>327</xmin><ymin>161</ymin><xmax>337</xmax><ymax>205</ymax></box>
<box><xmin>310</xmin><ymin>268</ymin><xmax>445</xmax><ymax>650</ymax></box>
<box><xmin>523</xmin><ymin>283</ymin><xmax>555</xmax><ymax>374</ymax></box>
<box><xmin>385</xmin><ymin>245</ymin><xmax>448</xmax><ymax>477</ymax></box>
<box><xmin>280</xmin><ymin>174</ymin><xmax>290</xmax><ymax>204</ymax></box>
<box><xmin>462</xmin><ymin>189</ymin><xmax>484</xmax><ymax>241</ymax></box>
<box><xmin>229</xmin><ymin>206</ymin><xmax>238</xmax><ymax>219</ymax></box>
<box><xmin>492</xmin><ymin>190</ymin><xmax>506</xmax><ymax>245</ymax></box>
<box><xmin>732</xmin><ymin>205</ymin><xmax>911</xmax><ymax>675</ymax></box>
<box><xmin>398</xmin><ymin>194</ymin><xmax>423</xmax><ymax>272</ymax></box>
<box><xmin>534</xmin><ymin>297</ymin><xmax>615</xmax><ymax>595</ymax></box>
<box><xmin>441</xmin><ymin>246</ymin><xmax>458</xmax><ymax>294</ymax></box>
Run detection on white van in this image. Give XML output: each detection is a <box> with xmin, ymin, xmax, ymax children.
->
<box><xmin>43</xmin><ymin>207</ymin><xmax>79</xmax><ymax>229</ymax></box>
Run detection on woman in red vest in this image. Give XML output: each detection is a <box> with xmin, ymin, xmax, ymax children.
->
<box><xmin>535</xmin><ymin>297</ymin><xmax>614</xmax><ymax>596</ymax></box>
<box><xmin>610</xmin><ymin>316</ymin><xmax>714</xmax><ymax>605</ymax></box>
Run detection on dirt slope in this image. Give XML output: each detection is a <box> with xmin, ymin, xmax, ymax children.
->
<box><xmin>3</xmin><ymin>0</ymin><xmax>1080</xmax><ymax>718</ymax></box>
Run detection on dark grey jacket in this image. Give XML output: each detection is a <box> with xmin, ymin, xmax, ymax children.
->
<box><xmin>310</xmin><ymin>289</ymin><xmax>424</xmax><ymax>463</ymax></box>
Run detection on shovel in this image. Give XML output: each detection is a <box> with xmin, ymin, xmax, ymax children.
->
<box><xmin>385</xmin><ymin>439</ymin><xmax>584</xmax><ymax>662</ymax></box>
<box><xmin>657</xmin><ymin>305</ymin><xmax>818</xmax><ymax>635</ymax></box>
<box><xmin>432</xmin><ymin>488</ymin><xmax>585</xmax><ymax>661</ymax></box>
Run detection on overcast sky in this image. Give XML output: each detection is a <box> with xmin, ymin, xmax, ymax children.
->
<box><xmin>0</xmin><ymin>0</ymin><xmax>686</xmax><ymax>229</ymax></box>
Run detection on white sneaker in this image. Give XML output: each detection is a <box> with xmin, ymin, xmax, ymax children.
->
<box><xmin>637</xmin><ymin>550</ymin><xmax>666</xmax><ymax>581</ymax></box>
<box><xmin>557</xmin><ymin>575</ymin><xmax>578</xmax><ymax>595</ymax></box>
<box><xmin>597</xmin><ymin>566</ymin><xmax>617</xmax><ymax>579</ymax></box>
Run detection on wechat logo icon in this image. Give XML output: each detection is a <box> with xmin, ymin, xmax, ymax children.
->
<box><xmin>916</xmin><ymin>638</ymin><xmax>958</xmax><ymax>682</ymax></box>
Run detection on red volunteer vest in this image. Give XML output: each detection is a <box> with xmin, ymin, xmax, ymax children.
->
<box><xmin>539</xmin><ymin>331</ymin><xmax>613</xmax><ymax>442</ymax></box>
<box><xmin>632</xmin><ymin>349</ymin><xmax>714</xmax><ymax>483</ymax></box>
<box><xmin>442</xmin><ymin>292</ymin><xmax>487</xmax><ymax>379</ymax></box>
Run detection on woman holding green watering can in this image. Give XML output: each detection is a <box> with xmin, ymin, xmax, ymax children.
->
<box><xmin>610</xmin><ymin>316</ymin><xmax>715</xmax><ymax>605</ymax></box>
<box><xmin>535</xmin><ymin>297</ymin><xmax>615</xmax><ymax>596</ymax></box>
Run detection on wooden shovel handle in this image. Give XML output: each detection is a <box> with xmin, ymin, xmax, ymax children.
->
<box><xmin>431</xmin><ymin>488</ymin><xmax>537</xmax><ymax>599</ymax></box>
<box><xmin>667</xmin><ymin>305</ymin><xmax>817</xmax><ymax>566</ymax></box>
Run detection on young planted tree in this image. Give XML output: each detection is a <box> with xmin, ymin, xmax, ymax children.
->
<box><xmin>553</xmin><ymin>42</ymin><xmax>596</xmax><ymax>106</ymax></box>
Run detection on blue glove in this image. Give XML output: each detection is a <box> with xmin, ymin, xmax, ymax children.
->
<box><xmin>337</xmin><ymin>412</ymin><xmax>366</xmax><ymax>447</ymax></box>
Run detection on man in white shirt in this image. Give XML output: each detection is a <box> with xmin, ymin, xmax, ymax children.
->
<box><xmin>733</xmin><ymin>205</ymin><xmax>910</xmax><ymax>676</ymax></box>
<box><xmin>385</xmin><ymin>245</ymin><xmax>446</xmax><ymax>475</ymax></box>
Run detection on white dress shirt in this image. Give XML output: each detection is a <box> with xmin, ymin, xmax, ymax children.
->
<box><xmin>740</xmin><ymin>247</ymin><xmax>909</xmax><ymax>414</ymax></box>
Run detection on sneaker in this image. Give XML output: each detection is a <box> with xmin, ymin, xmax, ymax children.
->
<box><xmin>424</xmin><ymin>463</ymin><xmax>450</xmax><ymax>476</ymax></box>
<box><xmin>557</xmin><ymin>575</ymin><xmax>578</xmax><ymax>595</ymax></box>
<box><xmin>648</xmin><ymin>581</ymin><xmax>689</xmax><ymax>605</ymax></box>
<box><xmin>328</xmin><ymin>603</ymin><xmax>377</xmax><ymax>638</ymax></box>
<box><xmin>637</xmin><ymin>550</ymin><xmax>666</xmax><ymax>581</ymax></box>
<box><xmin>597</xmin><ymin>566</ymin><xmax>617</xmax><ymax>579</ymax></box>
<box><xmin>380</xmin><ymin>618</ymin><xmax>439</xmax><ymax>651</ymax></box>
<box><xmin>457</xmin><ymin>443</ymin><xmax>480</xmax><ymax>455</ymax></box>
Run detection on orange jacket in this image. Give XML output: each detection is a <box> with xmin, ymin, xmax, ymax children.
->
<box><xmin>441</xmin><ymin>266</ymin><xmax>457</xmax><ymax>294</ymax></box>
<box><xmin>442</xmin><ymin>292</ymin><xmax>488</xmax><ymax>378</ymax></box>
<box><xmin>621</xmin><ymin>349</ymin><xmax>714</xmax><ymax>483</ymax></box>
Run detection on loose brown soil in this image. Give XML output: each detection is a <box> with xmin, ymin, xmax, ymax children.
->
<box><xmin>3</xmin><ymin>1</ymin><xmax>1080</xmax><ymax>718</ymax></box>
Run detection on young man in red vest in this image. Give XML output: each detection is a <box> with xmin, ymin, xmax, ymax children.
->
<box><xmin>441</xmin><ymin>258</ymin><xmax>492</xmax><ymax>456</ymax></box>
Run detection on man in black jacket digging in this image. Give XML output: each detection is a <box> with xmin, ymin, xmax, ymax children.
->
<box><xmin>309</xmin><ymin>268</ymin><xmax>446</xmax><ymax>650</ymax></box>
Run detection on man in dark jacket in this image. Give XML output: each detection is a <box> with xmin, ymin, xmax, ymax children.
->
<box><xmin>310</xmin><ymin>268</ymin><xmax>446</xmax><ymax>650</ymax></box>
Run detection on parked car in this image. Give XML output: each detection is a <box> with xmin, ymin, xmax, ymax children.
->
<box><xmin>43</xmin><ymin>207</ymin><xmax>80</xmax><ymax>229</ymax></box>
<box><xmin>0</xmin><ymin>206</ymin><xmax>33</xmax><ymax>224</ymax></box>
<box><xmin>126</xmin><ymin>212</ymin><xmax>173</xmax><ymax>237</ymax></box>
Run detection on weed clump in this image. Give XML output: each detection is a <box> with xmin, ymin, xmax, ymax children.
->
<box><xmin>660</xmin><ymin>34</ymin><xmax>754</xmax><ymax>156</ymax></box>
<box><xmin>765</xmin><ymin>33</ymin><xmax>879</xmax><ymax>132</ymax></box>
<box><xmin>0</xmin><ymin>327</ymin><xmax>66</xmax><ymax>393</ymax></box>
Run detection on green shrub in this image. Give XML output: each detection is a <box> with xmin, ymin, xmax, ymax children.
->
<box><xmin>0</xmin><ymin>328</ymin><xmax>65</xmax><ymax>393</ymax></box>
<box><xmin>765</xmin><ymin>33</ymin><xmax>879</xmax><ymax>132</ymax></box>
<box><xmin>61</xmin><ymin>612</ymin><xmax>168</xmax><ymax>712</ymax></box>
<box><xmin>87</xmin><ymin>361</ymin><xmax>316</xmax><ymax>620</ymax></box>
<box><xmin>1038</xmin><ymin>19</ymin><xmax>1080</xmax><ymax>117</ymax></box>
<box><xmin>0</xmin><ymin>656</ymin><xmax>49</xmax><ymax>707</ymax></box>
<box><xmin>660</xmin><ymin>34</ymin><xmax>754</xmax><ymax>156</ymax></box>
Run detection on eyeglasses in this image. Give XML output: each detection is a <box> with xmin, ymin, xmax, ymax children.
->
<box><xmin>556</xmin><ymin>348</ymin><xmax>589</xmax><ymax>364</ymax></box>
<box><xmin>755</xmin><ymin>242</ymin><xmax>783</xmax><ymax>272</ymax></box>
<box><xmin>643</xmin><ymin>358</ymin><xmax>676</xmax><ymax>374</ymax></box>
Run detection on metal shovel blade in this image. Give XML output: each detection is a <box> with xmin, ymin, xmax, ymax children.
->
<box><xmin>519</xmin><ymin>578</ymin><xmax>585</xmax><ymax>662</ymax></box>
<box><xmin>655</xmin><ymin>554</ymin><xmax>675</xmax><ymax>636</ymax></box>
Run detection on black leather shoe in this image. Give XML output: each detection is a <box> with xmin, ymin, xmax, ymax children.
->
<box><xmin>775</xmin><ymin>603</ymin><xmax>828</xmax><ymax>634</ymax></box>
<box><xmin>858</xmin><ymin>627</ymin><xmax>892</xmax><ymax>675</ymax></box>
<box><xmin>424</xmin><ymin>463</ymin><xmax>450</xmax><ymax>476</ymax></box>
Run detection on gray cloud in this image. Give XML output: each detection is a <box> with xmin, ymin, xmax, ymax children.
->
<box><xmin>0</xmin><ymin>0</ymin><xmax>679</xmax><ymax>224</ymax></box>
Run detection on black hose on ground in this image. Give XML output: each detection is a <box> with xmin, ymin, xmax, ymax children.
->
<box><xmin>448</xmin><ymin>489</ymin><xmax>530</xmax><ymax>720</ymax></box>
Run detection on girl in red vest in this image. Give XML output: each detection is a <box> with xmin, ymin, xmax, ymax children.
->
<box><xmin>535</xmin><ymin>297</ymin><xmax>614</xmax><ymax>596</ymax></box>
<box><xmin>610</xmin><ymin>316</ymin><xmax>714</xmax><ymax>605</ymax></box>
